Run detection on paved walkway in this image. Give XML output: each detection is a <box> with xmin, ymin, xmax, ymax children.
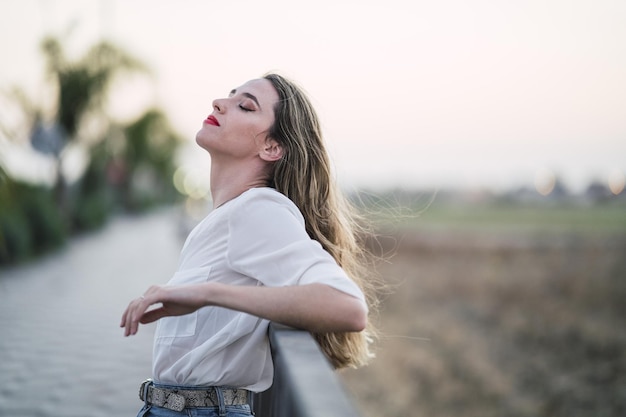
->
<box><xmin>0</xmin><ymin>208</ymin><xmax>188</xmax><ymax>417</ymax></box>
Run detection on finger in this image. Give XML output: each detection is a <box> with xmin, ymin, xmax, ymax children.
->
<box><xmin>124</xmin><ymin>307</ymin><xmax>135</xmax><ymax>337</ymax></box>
<box><xmin>130</xmin><ymin>299</ymin><xmax>147</xmax><ymax>336</ymax></box>
<box><xmin>122</xmin><ymin>296</ymin><xmax>148</xmax><ymax>336</ymax></box>
<box><xmin>127</xmin><ymin>308</ymin><xmax>141</xmax><ymax>336</ymax></box>
<box><xmin>119</xmin><ymin>300</ymin><xmax>137</xmax><ymax>328</ymax></box>
<box><xmin>120</xmin><ymin>308</ymin><xmax>127</xmax><ymax>327</ymax></box>
<box><xmin>121</xmin><ymin>303</ymin><xmax>135</xmax><ymax>335</ymax></box>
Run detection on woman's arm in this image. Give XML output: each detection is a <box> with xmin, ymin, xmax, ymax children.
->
<box><xmin>120</xmin><ymin>282</ymin><xmax>367</xmax><ymax>337</ymax></box>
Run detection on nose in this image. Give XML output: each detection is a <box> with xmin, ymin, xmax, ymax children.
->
<box><xmin>213</xmin><ymin>98</ymin><xmax>225</xmax><ymax>113</ymax></box>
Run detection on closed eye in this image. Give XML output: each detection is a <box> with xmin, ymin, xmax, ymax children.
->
<box><xmin>230</xmin><ymin>88</ymin><xmax>261</xmax><ymax>111</ymax></box>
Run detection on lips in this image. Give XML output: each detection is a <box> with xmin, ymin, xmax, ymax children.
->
<box><xmin>205</xmin><ymin>115</ymin><xmax>220</xmax><ymax>126</ymax></box>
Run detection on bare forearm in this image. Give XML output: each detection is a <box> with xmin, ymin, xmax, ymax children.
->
<box><xmin>122</xmin><ymin>281</ymin><xmax>367</xmax><ymax>336</ymax></box>
<box><xmin>208</xmin><ymin>282</ymin><xmax>367</xmax><ymax>333</ymax></box>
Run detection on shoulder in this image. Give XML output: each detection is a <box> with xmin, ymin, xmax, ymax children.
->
<box><xmin>230</xmin><ymin>187</ymin><xmax>304</xmax><ymax>225</ymax></box>
<box><xmin>226</xmin><ymin>187</ymin><xmax>311</xmax><ymax>260</ymax></box>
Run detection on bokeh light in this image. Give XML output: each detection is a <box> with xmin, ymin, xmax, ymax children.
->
<box><xmin>608</xmin><ymin>169</ymin><xmax>625</xmax><ymax>195</ymax></box>
<box><xmin>534</xmin><ymin>168</ymin><xmax>556</xmax><ymax>196</ymax></box>
<box><xmin>173</xmin><ymin>166</ymin><xmax>210</xmax><ymax>199</ymax></box>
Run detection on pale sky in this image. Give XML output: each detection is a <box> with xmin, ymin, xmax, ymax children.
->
<box><xmin>1</xmin><ymin>0</ymin><xmax>625</xmax><ymax>193</ymax></box>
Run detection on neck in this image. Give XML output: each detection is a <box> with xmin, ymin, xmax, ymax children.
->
<box><xmin>209</xmin><ymin>158</ymin><xmax>270</xmax><ymax>209</ymax></box>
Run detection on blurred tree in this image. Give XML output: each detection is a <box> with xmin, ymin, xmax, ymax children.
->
<box><xmin>0</xmin><ymin>34</ymin><xmax>184</xmax><ymax>263</ymax></box>
<box><xmin>585</xmin><ymin>181</ymin><xmax>612</xmax><ymax>203</ymax></box>
<box><xmin>72</xmin><ymin>138</ymin><xmax>113</xmax><ymax>231</ymax></box>
<box><xmin>0</xmin><ymin>166</ymin><xmax>66</xmax><ymax>264</ymax></box>
<box><xmin>37</xmin><ymin>36</ymin><xmax>147</xmax><ymax>211</ymax></box>
<box><xmin>118</xmin><ymin>109</ymin><xmax>182</xmax><ymax>211</ymax></box>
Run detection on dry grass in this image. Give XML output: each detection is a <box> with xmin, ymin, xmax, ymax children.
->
<box><xmin>340</xmin><ymin>222</ymin><xmax>626</xmax><ymax>417</ymax></box>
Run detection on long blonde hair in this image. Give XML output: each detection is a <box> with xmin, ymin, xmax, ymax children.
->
<box><xmin>264</xmin><ymin>73</ymin><xmax>378</xmax><ymax>369</ymax></box>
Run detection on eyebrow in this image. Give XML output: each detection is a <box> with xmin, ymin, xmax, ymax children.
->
<box><xmin>230</xmin><ymin>89</ymin><xmax>261</xmax><ymax>109</ymax></box>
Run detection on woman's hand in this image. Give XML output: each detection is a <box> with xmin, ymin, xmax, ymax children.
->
<box><xmin>120</xmin><ymin>284</ymin><xmax>209</xmax><ymax>336</ymax></box>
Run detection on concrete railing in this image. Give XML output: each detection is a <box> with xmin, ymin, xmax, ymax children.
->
<box><xmin>253</xmin><ymin>324</ymin><xmax>363</xmax><ymax>417</ymax></box>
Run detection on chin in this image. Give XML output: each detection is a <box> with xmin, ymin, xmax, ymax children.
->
<box><xmin>195</xmin><ymin>131</ymin><xmax>208</xmax><ymax>148</ymax></box>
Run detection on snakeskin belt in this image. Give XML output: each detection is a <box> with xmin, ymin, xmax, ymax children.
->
<box><xmin>139</xmin><ymin>379</ymin><xmax>250</xmax><ymax>412</ymax></box>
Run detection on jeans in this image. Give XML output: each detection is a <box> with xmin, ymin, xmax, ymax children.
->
<box><xmin>136</xmin><ymin>404</ymin><xmax>252</xmax><ymax>417</ymax></box>
<box><xmin>137</xmin><ymin>381</ymin><xmax>253</xmax><ymax>417</ymax></box>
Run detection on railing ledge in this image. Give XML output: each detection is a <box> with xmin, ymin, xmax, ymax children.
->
<box><xmin>253</xmin><ymin>323</ymin><xmax>363</xmax><ymax>417</ymax></box>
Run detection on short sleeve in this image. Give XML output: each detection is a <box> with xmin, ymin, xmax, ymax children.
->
<box><xmin>226</xmin><ymin>189</ymin><xmax>365</xmax><ymax>301</ymax></box>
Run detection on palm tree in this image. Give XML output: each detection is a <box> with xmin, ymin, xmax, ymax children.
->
<box><xmin>35</xmin><ymin>36</ymin><xmax>147</xmax><ymax>209</ymax></box>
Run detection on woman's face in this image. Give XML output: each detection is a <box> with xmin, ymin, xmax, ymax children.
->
<box><xmin>196</xmin><ymin>78</ymin><xmax>279</xmax><ymax>160</ymax></box>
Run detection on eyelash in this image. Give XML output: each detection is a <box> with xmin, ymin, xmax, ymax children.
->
<box><xmin>239</xmin><ymin>105</ymin><xmax>253</xmax><ymax>112</ymax></box>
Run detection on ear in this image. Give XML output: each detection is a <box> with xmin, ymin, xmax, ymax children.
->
<box><xmin>259</xmin><ymin>137</ymin><xmax>283</xmax><ymax>162</ymax></box>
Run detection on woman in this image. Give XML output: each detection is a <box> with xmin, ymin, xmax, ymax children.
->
<box><xmin>121</xmin><ymin>73</ymin><xmax>377</xmax><ymax>417</ymax></box>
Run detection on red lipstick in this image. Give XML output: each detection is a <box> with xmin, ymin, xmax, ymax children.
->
<box><xmin>205</xmin><ymin>115</ymin><xmax>220</xmax><ymax>126</ymax></box>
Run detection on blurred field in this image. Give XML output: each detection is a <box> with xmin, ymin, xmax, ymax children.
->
<box><xmin>340</xmin><ymin>200</ymin><xmax>626</xmax><ymax>417</ymax></box>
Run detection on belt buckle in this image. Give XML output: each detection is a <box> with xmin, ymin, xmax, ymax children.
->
<box><xmin>139</xmin><ymin>378</ymin><xmax>153</xmax><ymax>401</ymax></box>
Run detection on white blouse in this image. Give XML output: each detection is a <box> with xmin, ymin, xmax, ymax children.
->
<box><xmin>152</xmin><ymin>187</ymin><xmax>365</xmax><ymax>392</ymax></box>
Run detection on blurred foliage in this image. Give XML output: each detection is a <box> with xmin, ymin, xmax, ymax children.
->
<box><xmin>41</xmin><ymin>37</ymin><xmax>147</xmax><ymax>141</ymax></box>
<box><xmin>0</xmin><ymin>167</ymin><xmax>66</xmax><ymax>264</ymax></box>
<box><xmin>0</xmin><ymin>35</ymin><xmax>183</xmax><ymax>266</ymax></box>
<box><xmin>38</xmin><ymin>36</ymin><xmax>147</xmax><ymax>209</ymax></box>
<box><xmin>72</xmin><ymin>140</ymin><xmax>113</xmax><ymax>232</ymax></box>
<box><xmin>116</xmin><ymin>108</ymin><xmax>183</xmax><ymax>211</ymax></box>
